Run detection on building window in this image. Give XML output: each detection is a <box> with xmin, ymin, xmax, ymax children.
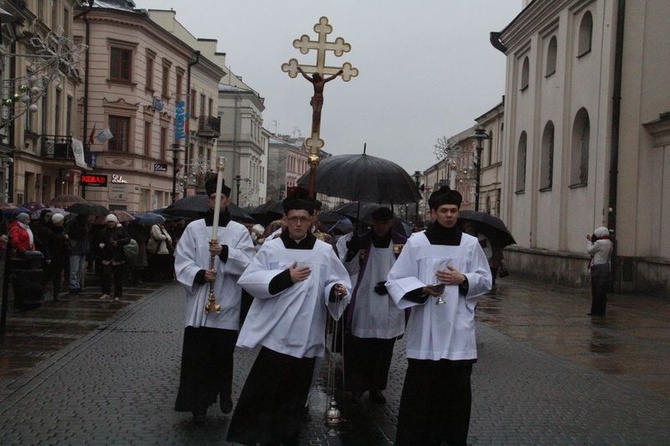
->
<box><xmin>515</xmin><ymin>131</ymin><xmax>527</xmax><ymax>193</ymax></box>
<box><xmin>208</xmin><ymin>97</ymin><xmax>213</xmax><ymax>118</ymax></box>
<box><xmin>487</xmin><ymin>130</ymin><xmax>494</xmax><ymax>166</ymax></box>
<box><xmin>546</xmin><ymin>36</ymin><xmax>557</xmax><ymax>76</ymax></box>
<box><xmin>199</xmin><ymin>93</ymin><xmax>206</xmax><ymax>119</ymax></box>
<box><xmin>570</xmin><ymin>108</ymin><xmax>590</xmax><ymax>186</ymax></box>
<box><xmin>161</xmin><ymin>60</ymin><xmax>171</xmax><ymax>97</ymax></box>
<box><xmin>577</xmin><ymin>11</ymin><xmax>593</xmax><ymax>57</ymax></box>
<box><xmin>54</xmin><ymin>88</ymin><xmax>62</xmax><ymax>135</ymax></box>
<box><xmin>190</xmin><ymin>89</ymin><xmax>197</xmax><ymax>117</ymax></box>
<box><xmin>146</xmin><ymin>51</ymin><xmax>155</xmax><ymax>91</ymax></box>
<box><xmin>110</xmin><ymin>47</ymin><xmax>133</xmax><ymax>82</ymax></box>
<box><xmin>540</xmin><ymin>121</ymin><xmax>555</xmax><ymax>190</ymax></box>
<box><xmin>66</xmin><ymin>96</ymin><xmax>73</xmax><ymax>135</ymax></box>
<box><xmin>176</xmin><ymin>68</ymin><xmax>184</xmax><ymax>101</ymax></box>
<box><xmin>520</xmin><ymin>56</ymin><xmax>530</xmax><ymax>91</ymax></box>
<box><xmin>63</xmin><ymin>8</ymin><xmax>70</xmax><ymax>36</ymax></box>
<box><xmin>144</xmin><ymin>121</ymin><xmax>152</xmax><ymax>157</ymax></box>
<box><xmin>160</xmin><ymin>127</ymin><xmax>167</xmax><ymax>161</ymax></box>
<box><xmin>108</xmin><ymin>116</ymin><xmax>130</xmax><ymax>152</ymax></box>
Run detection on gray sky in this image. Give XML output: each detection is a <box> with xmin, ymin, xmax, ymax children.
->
<box><xmin>135</xmin><ymin>0</ymin><xmax>521</xmax><ymax>174</ymax></box>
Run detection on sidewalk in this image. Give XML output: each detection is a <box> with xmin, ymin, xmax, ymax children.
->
<box><xmin>0</xmin><ymin>274</ymin><xmax>668</xmax><ymax>444</ymax></box>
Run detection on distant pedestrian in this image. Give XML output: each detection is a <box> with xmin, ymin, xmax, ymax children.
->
<box><xmin>65</xmin><ymin>214</ymin><xmax>90</xmax><ymax>294</ymax></box>
<box><xmin>96</xmin><ymin>214</ymin><xmax>131</xmax><ymax>302</ymax></box>
<box><xmin>43</xmin><ymin>213</ymin><xmax>69</xmax><ymax>301</ymax></box>
<box><xmin>587</xmin><ymin>226</ymin><xmax>613</xmax><ymax>317</ymax></box>
<box><xmin>386</xmin><ymin>186</ymin><xmax>492</xmax><ymax>446</ymax></box>
<box><xmin>8</xmin><ymin>212</ymin><xmax>35</xmax><ymax>257</ymax></box>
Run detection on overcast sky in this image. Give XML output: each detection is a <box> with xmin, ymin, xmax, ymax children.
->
<box><xmin>134</xmin><ymin>0</ymin><xmax>522</xmax><ymax>174</ymax></box>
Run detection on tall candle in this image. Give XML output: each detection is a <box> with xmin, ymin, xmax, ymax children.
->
<box><xmin>211</xmin><ymin>156</ymin><xmax>226</xmax><ymax>240</ymax></box>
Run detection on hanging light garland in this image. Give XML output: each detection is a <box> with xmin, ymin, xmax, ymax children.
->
<box><xmin>1</xmin><ymin>28</ymin><xmax>87</xmax><ymax>128</ymax></box>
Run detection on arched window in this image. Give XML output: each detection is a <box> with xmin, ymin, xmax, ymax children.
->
<box><xmin>540</xmin><ymin>121</ymin><xmax>555</xmax><ymax>190</ymax></box>
<box><xmin>570</xmin><ymin>108</ymin><xmax>590</xmax><ymax>186</ymax></box>
<box><xmin>578</xmin><ymin>11</ymin><xmax>593</xmax><ymax>57</ymax></box>
<box><xmin>546</xmin><ymin>36</ymin><xmax>557</xmax><ymax>76</ymax></box>
<box><xmin>487</xmin><ymin>130</ymin><xmax>494</xmax><ymax>166</ymax></box>
<box><xmin>515</xmin><ymin>131</ymin><xmax>527</xmax><ymax>193</ymax></box>
<box><xmin>520</xmin><ymin>56</ymin><xmax>530</xmax><ymax>90</ymax></box>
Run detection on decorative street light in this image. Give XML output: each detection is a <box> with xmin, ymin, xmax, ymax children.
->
<box><xmin>471</xmin><ymin>125</ymin><xmax>490</xmax><ymax>212</ymax></box>
<box><xmin>234</xmin><ymin>175</ymin><xmax>242</xmax><ymax>204</ymax></box>
<box><xmin>169</xmin><ymin>144</ymin><xmax>185</xmax><ymax>203</ymax></box>
<box><xmin>412</xmin><ymin>170</ymin><xmax>423</xmax><ymax>224</ymax></box>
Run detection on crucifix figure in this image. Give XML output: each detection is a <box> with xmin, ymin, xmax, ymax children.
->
<box><xmin>297</xmin><ymin>66</ymin><xmax>343</xmax><ymax>133</ymax></box>
<box><xmin>282</xmin><ymin>16</ymin><xmax>358</xmax><ymax>160</ymax></box>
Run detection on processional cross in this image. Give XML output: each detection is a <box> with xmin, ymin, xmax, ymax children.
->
<box><xmin>282</xmin><ymin>16</ymin><xmax>358</xmax><ymax>195</ymax></box>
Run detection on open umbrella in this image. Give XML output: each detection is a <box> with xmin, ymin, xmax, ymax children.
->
<box><xmin>131</xmin><ymin>211</ymin><xmax>166</xmax><ymax>226</ymax></box>
<box><xmin>164</xmin><ymin>195</ymin><xmax>255</xmax><ymax>223</ymax></box>
<box><xmin>458</xmin><ymin>210</ymin><xmax>516</xmax><ymax>247</ymax></box>
<box><xmin>93</xmin><ymin>209</ymin><xmax>135</xmax><ymax>225</ymax></box>
<box><xmin>48</xmin><ymin>194</ymin><xmax>86</xmax><ymax>208</ymax></box>
<box><xmin>296</xmin><ymin>152</ymin><xmax>421</xmax><ymax>204</ymax></box>
<box><xmin>250</xmin><ymin>201</ymin><xmax>284</xmax><ymax>226</ymax></box>
<box><xmin>67</xmin><ymin>201</ymin><xmax>109</xmax><ymax>216</ymax></box>
<box><xmin>335</xmin><ymin>201</ymin><xmax>412</xmax><ymax>237</ymax></box>
<box><xmin>30</xmin><ymin>207</ymin><xmax>67</xmax><ymax>220</ymax></box>
<box><xmin>20</xmin><ymin>201</ymin><xmax>47</xmax><ymax>213</ymax></box>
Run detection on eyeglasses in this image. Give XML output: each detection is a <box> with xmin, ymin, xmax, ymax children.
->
<box><xmin>286</xmin><ymin>216</ymin><xmax>310</xmax><ymax>224</ymax></box>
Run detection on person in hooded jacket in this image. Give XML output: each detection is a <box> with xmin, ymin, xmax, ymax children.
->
<box><xmin>96</xmin><ymin>214</ymin><xmax>130</xmax><ymax>302</ymax></box>
<box><xmin>43</xmin><ymin>213</ymin><xmax>69</xmax><ymax>301</ymax></box>
<box><xmin>8</xmin><ymin>212</ymin><xmax>35</xmax><ymax>257</ymax></box>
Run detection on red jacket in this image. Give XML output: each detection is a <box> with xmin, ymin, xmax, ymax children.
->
<box><xmin>8</xmin><ymin>220</ymin><xmax>34</xmax><ymax>257</ymax></box>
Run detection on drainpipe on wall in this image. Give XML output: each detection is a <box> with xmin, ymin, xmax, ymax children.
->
<box><xmin>186</xmin><ymin>50</ymin><xmax>200</xmax><ymax>182</ymax></box>
<box><xmin>75</xmin><ymin>0</ymin><xmax>94</xmax><ymax>199</ymax></box>
<box><xmin>609</xmin><ymin>0</ymin><xmax>625</xmax><ymax>290</ymax></box>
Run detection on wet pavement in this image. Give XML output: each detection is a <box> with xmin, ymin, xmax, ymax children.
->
<box><xmin>0</xmin><ymin>269</ymin><xmax>669</xmax><ymax>444</ymax></box>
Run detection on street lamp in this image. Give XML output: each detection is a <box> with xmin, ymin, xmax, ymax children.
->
<box><xmin>169</xmin><ymin>144</ymin><xmax>185</xmax><ymax>203</ymax></box>
<box><xmin>412</xmin><ymin>170</ymin><xmax>423</xmax><ymax>224</ymax></box>
<box><xmin>471</xmin><ymin>125</ymin><xmax>490</xmax><ymax>212</ymax></box>
<box><xmin>234</xmin><ymin>175</ymin><xmax>242</xmax><ymax>204</ymax></box>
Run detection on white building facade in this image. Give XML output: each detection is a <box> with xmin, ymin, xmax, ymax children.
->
<box><xmin>495</xmin><ymin>0</ymin><xmax>670</xmax><ymax>294</ymax></box>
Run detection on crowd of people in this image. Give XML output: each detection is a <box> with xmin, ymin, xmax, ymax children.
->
<box><xmin>0</xmin><ymin>208</ymin><xmax>187</xmax><ymax>305</ymax></box>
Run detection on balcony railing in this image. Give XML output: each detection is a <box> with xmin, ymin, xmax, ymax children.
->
<box><xmin>41</xmin><ymin>135</ymin><xmax>74</xmax><ymax>161</ymax></box>
<box><xmin>40</xmin><ymin>135</ymin><xmax>93</xmax><ymax>166</ymax></box>
<box><xmin>197</xmin><ymin>116</ymin><xmax>221</xmax><ymax>138</ymax></box>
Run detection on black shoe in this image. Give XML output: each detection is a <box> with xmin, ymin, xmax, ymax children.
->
<box><xmin>220</xmin><ymin>396</ymin><xmax>233</xmax><ymax>414</ymax></box>
<box><xmin>369</xmin><ymin>389</ymin><xmax>386</xmax><ymax>404</ymax></box>
<box><xmin>191</xmin><ymin>409</ymin><xmax>206</xmax><ymax>425</ymax></box>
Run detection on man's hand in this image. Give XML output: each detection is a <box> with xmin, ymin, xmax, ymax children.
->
<box><xmin>289</xmin><ymin>262</ymin><xmax>311</xmax><ymax>283</ymax></box>
<box><xmin>209</xmin><ymin>241</ymin><xmax>222</xmax><ymax>256</ymax></box>
<box><xmin>331</xmin><ymin>283</ymin><xmax>348</xmax><ymax>302</ymax></box>
<box><xmin>373</xmin><ymin>281</ymin><xmax>388</xmax><ymax>295</ymax></box>
<box><xmin>435</xmin><ymin>265</ymin><xmax>466</xmax><ymax>286</ymax></box>
<box><xmin>204</xmin><ymin>269</ymin><xmax>216</xmax><ymax>282</ymax></box>
<box><xmin>422</xmin><ymin>283</ymin><xmax>445</xmax><ymax>297</ymax></box>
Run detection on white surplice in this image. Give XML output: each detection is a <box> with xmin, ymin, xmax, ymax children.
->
<box><xmin>337</xmin><ymin>232</ymin><xmax>405</xmax><ymax>339</ymax></box>
<box><xmin>174</xmin><ymin>218</ymin><xmax>255</xmax><ymax>330</ymax></box>
<box><xmin>386</xmin><ymin>231</ymin><xmax>492</xmax><ymax>361</ymax></box>
<box><xmin>237</xmin><ymin>237</ymin><xmax>352</xmax><ymax>359</ymax></box>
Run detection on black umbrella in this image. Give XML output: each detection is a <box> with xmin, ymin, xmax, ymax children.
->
<box><xmin>49</xmin><ymin>194</ymin><xmax>86</xmax><ymax>208</ymax></box>
<box><xmin>67</xmin><ymin>202</ymin><xmax>109</xmax><ymax>216</ymax></box>
<box><xmin>296</xmin><ymin>153</ymin><xmax>421</xmax><ymax>204</ymax></box>
<box><xmin>250</xmin><ymin>201</ymin><xmax>284</xmax><ymax>226</ymax></box>
<box><xmin>458</xmin><ymin>210</ymin><xmax>516</xmax><ymax>247</ymax></box>
<box><xmin>335</xmin><ymin>201</ymin><xmax>412</xmax><ymax>237</ymax></box>
<box><xmin>131</xmin><ymin>211</ymin><xmax>166</xmax><ymax>226</ymax></box>
<box><xmin>163</xmin><ymin>195</ymin><xmax>255</xmax><ymax>223</ymax></box>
